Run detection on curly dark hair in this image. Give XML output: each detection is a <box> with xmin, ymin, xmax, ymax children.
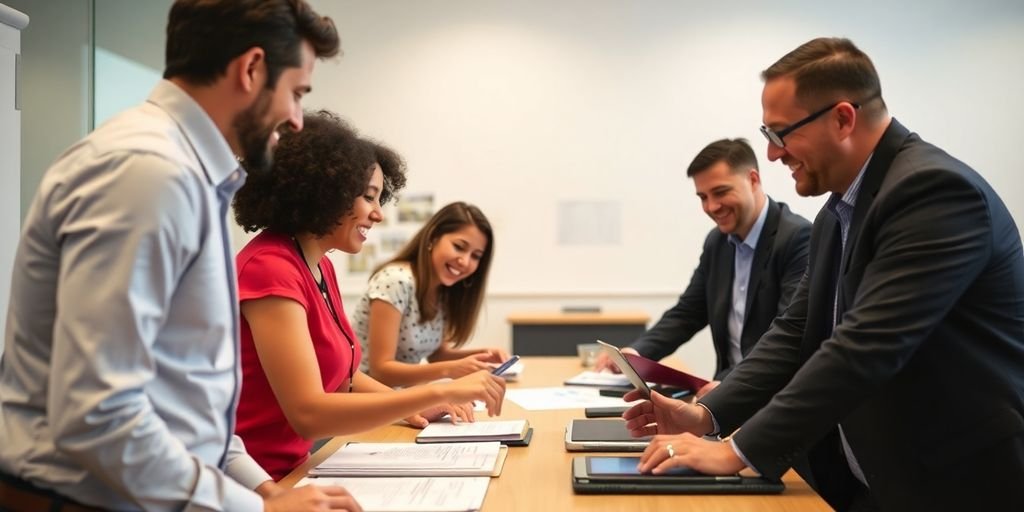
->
<box><xmin>233</xmin><ymin>110</ymin><xmax>407</xmax><ymax>236</ymax></box>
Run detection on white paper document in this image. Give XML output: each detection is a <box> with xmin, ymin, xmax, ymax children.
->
<box><xmin>310</xmin><ymin>442</ymin><xmax>501</xmax><ymax>477</ymax></box>
<box><xmin>417</xmin><ymin>420</ymin><xmax>527</xmax><ymax>442</ymax></box>
<box><xmin>563</xmin><ymin>370</ymin><xmax>632</xmax><ymax>387</ymax></box>
<box><xmin>299</xmin><ymin>476</ymin><xmax>490</xmax><ymax>512</ymax></box>
<box><xmin>505</xmin><ymin>387</ymin><xmax>638</xmax><ymax>411</ymax></box>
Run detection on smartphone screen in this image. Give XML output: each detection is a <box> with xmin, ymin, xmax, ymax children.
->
<box><xmin>586</xmin><ymin>456</ymin><xmax>702</xmax><ymax>476</ymax></box>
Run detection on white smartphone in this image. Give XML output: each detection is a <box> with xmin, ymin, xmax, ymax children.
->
<box><xmin>595</xmin><ymin>340</ymin><xmax>651</xmax><ymax>399</ymax></box>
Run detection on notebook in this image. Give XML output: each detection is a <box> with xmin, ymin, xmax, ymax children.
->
<box><xmin>416</xmin><ymin>420</ymin><xmax>531</xmax><ymax>445</ymax></box>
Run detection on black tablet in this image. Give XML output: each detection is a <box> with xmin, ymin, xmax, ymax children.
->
<box><xmin>572</xmin><ymin>456</ymin><xmax>785</xmax><ymax>494</ymax></box>
<box><xmin>564</xmin><ymin>419</ymin><xmax>650</xmax><ymax>451</ymax></box>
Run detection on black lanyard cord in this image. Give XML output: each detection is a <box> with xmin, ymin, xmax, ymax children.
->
<box><xmin>293</xmin><ymin>238</ymin><xmax>355</xmax><ymax>393</ymax></box>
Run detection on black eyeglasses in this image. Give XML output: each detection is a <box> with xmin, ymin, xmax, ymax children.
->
<box><xmin>760</xmin><ymin>101</ymin><xmax>860</xmax><ymax>148</ymax></box>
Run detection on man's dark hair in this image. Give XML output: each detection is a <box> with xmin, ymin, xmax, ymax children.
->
<box><xmin>164</xmin><ymin>0</ymin><xmax>340</xmax><ymax>88</ymax></box>
<box><xmin>686</xmin><ymin>138</ymin><xmax>758</xmax><ymax>177</ymax></box>
<box><xmin>233</xmin><ymin>110</ymin><xmax>407</xmax><ymax>236</ymax></box>
<box><xmin>762</xmin><ymin>37</ymin><xmax>886</xmax><ymax>119</ymax></box>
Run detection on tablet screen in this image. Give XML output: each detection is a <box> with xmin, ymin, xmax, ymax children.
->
<box><xmin>586</xmin><ymin>456</ymin><xmax>702</xmax><ymax>477</ymax></box>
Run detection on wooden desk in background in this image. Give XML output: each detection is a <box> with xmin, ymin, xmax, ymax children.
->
<box><xmin>506</xmin><ymin>312</ymin><xmax>649</xmax><ymax>356</ymax></box>
<box><xmin>282</xmin><ymin>357</ymin><xmax>831</xmax><ymax>512</ymax></box>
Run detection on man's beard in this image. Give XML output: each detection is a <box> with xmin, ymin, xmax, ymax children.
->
<box><xmin>233</xmin><ymin>89</ymin><xmax>276</xmax><ymax>175</ymax></box>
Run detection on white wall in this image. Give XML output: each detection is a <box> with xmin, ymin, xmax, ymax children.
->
<box><xmin>14</xmin><ymin>0</ymin><xmax>1024</xmax><ymax>378</ymax></box>
<box><xmin>0</xmin><ymin>2</ymin><xmax>29</xmax><ymax>355</ymax></box>
<box><xmin>309</xmin><ymin>0</ymin><xmax>1024</xmax><ymax>376</ymax></box>
<box><xmin>5</xmin><ymin>0</ymin><xmax>92</xmax><ymax>220</ymax></box>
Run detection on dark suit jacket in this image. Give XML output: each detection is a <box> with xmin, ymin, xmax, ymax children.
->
<box><xmin>631</xmin><ymin>198</ymin><xmax>810</xmax><ymax>380</ymax></box>
<box><xmin>702</xmin><ymin>119</ymin><xmax>1024</xmax><ymax>511</ymax></box>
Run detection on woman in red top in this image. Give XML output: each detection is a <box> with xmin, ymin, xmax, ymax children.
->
<box><xmin>232</xmin><ymin>110</ymin><xmax>506</xmax><ymax>480</ymax></box>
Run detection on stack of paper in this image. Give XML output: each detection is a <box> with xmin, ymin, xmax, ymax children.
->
<box><xmin>309</xmin><ymin>442</ymin><xmax>503</xmax><ymax>477</ymax></box>
<box><xmin>416</xmin><ymin>420</ymin><xmax>529</xmax><ymax>444</ymax></box>
<box><xmin>299</xmin><ymin>476</ymin><xmax>490</xmax><ymax>512</ymax></box>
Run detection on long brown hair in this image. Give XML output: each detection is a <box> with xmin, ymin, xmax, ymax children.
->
<box><xmin>374</xmin><ymin>202</ymin><xmax>494</xmax><ymax>347</ymax></box>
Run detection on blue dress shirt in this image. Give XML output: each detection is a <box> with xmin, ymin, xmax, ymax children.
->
<box><xmin>0</xmin><ymin>80</ymin><xmax>268</xmax><ymax>511</ymax></box>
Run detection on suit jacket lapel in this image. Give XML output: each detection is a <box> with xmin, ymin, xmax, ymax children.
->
<box><xmin>806</xmin><ymin>213</ymin><xmax>843</xmax><ymax>350</ymax></box>
<box><xmin>742</xmin><ymin>199</ymin><xmax>780</xmax><ymax>343</ymax></box>
<box><xmin>709</xmin><ymin>235</ymin><xmax>735</xmax><ymax>366</ymax></box>
<box><xmin>837</xmin><ymin>119</ymin><xmax>911</xmax><ymax>315</ymax></box>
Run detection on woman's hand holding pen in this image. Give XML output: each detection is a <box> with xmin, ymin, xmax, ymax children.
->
<box><xmin>438</xmin><ymin>370</ymin><xmax>505</xmax><ymax>417</ymax></box>
<box><xmin>622</xmin><ymin>389</ymin><xmax>713</xmax><ymax>437</ymax></box>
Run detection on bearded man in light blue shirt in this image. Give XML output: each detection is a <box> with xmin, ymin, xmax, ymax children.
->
<box><xmin>0</xmin><ymin>1</ymin><xmax>359</xmax><ymax>511</ymax></box>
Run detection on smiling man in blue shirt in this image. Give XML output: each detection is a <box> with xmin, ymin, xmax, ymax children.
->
<box><xmin>595</xmin><ymin>138</ymin><xmax>811</xmax><ymax>397</ymax></box>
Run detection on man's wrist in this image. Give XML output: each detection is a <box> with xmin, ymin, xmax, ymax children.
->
<box><xmin>694</xmin><ymin>402</ymin><xmax>718</xmax><ymax>436</ymax></box>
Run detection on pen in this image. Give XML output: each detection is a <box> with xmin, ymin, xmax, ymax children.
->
<box><xmin>491</xmin><ymin>355</ymin><xmax>520</xmax><ymax>376</ymax></box>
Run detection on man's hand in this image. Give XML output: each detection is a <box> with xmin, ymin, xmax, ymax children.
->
<box><xmin>638</xmin><ymin>433</ymin><xmax>745</xmax><ymax>476</ymax></box>
<box><xmin>622</xmin><ymin>390</ymin><xmax>713</xmax><ymax>437</ymax></box>
<box><xmin>694</xmin><ymin>380</ymin><xmax>720</xmax><ymax>400</ymax></box>
<box><xmin>264</xmin><ymin>485</ymin><xmax>363</xmax><ymax>512</ymax></box>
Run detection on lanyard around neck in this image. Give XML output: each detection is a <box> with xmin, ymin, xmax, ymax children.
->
<box><xmin>293</xmin><ymin>237</ymin><xmax>355</xmax><ymax>393</ymax></box>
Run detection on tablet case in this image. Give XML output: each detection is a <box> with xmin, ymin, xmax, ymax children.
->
<box><xmin>504</xmin><ymin>427</ymin><xmax>533</xmax><ymax>447</ymax></box>
<box><xmin>570</xmin><ymin>457</ymin><xmax>785</xmax><ymax>494</ymax></box>
<box><xmin>623</xmin><ymin>353</ymin><xmax>709</xmax><ymax>391</ymax></box>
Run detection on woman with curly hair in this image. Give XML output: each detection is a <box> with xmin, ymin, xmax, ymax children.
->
<box><xmin>232</xmin><ymin>110</ymin><xmax>506</xmax><ymax>480</ymax></box>
<box><xmin>352</xmin><ymin>202</ymin><xmax>508</xmax><ymax>388</ymax></box>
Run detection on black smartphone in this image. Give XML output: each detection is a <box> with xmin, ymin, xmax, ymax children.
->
<box><xmin>584</xmin><ymin>406</ymin><xmax>629</xmax><ymax>418</ymax></box>
<box><xmin>597</xmin><ymin>388</ymin><xmax>628</xmax><ymax>398</ymax></box>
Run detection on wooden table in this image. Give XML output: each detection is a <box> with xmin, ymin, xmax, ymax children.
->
<box><xmin>282</xmin><ymin>357</ymin><xmax>831</xmax><ymax>511</ymax></box>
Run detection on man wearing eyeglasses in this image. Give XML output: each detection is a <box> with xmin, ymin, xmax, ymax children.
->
<box><xmin>623</xmin><ymin>37</ymin><xmax>1024</xmax><ymax>512</ymax></box>
<box><xmin>593</xmin><ymin>138</ymin><xmax>811</xmax><ymax>399</ymax></box>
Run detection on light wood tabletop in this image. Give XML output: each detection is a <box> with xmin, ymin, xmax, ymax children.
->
<box><xmin>281</xmin><ymin>356</ymin><xmax>831</xmax><ymax>511</ymax></box>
